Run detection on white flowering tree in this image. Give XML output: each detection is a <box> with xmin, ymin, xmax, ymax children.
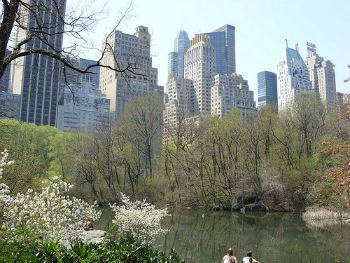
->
<box><xmin>110</xmin><ymin>193</ymin><xmax>169</xmax><ymax>243</ymax></box>
<box><xmin>0</xmin><ymin>150</ymin><xmax>101</xmax><ymax>245</ymax></box>
<box><xmin>0</xmin><ymin>150</ymin><xmax>14</xmax><ymax>208</ymax></box>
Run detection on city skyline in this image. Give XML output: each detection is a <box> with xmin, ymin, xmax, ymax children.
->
<box><xmin>67</xmin><ymin>0</ymin><xmax>350</xmax><ymax>99</ymax></box>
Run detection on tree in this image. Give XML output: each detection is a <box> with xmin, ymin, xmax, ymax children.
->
<box><xmin>345</xmin><ymin>65</ymin><xmax>350</xmax><ymax>83</ymax></box>
<box><xmin>122</xmin><ymin>93</ymin><xmax>164</xmax><ymax>178</ymax></box>
<box><xmin>291</xmin><ymin>92</ymin><xmax>326</xmax><ymax>159</ymax></box>
<box><xmin>0</xmin><ymin>0</ymin><xmax>135</xmax><ymax>82</ymax></box>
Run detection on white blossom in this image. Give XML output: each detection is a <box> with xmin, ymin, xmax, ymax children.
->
<box><xmin>110</xmin><ymin>193</ymin><xmax>169</xmax><ymax>243</ymax></box>
<box><xmin>0</xmin><ymin>149</ymin><xmax>13</xmax><ymax>204</ymax></box>
<box><xmin>0</xmin><ymin>150</ymin><xmax>101</xmax><ymax>245</ymax></box>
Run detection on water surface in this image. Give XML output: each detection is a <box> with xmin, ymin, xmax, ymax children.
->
<box><xmin>96</xmin><ymin>209</ymin><xmax>350</xmax><ymax>263</ymax></box>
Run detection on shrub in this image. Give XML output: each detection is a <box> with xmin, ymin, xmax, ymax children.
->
<box><xmin>110</xmin><ymin>193</ymin><xmax>169</xmax><ymax>243</ymax></box>
<box><xmin>0</xmin><ymin>233</ymin><xmax>185</xmax><ymax>263</ymax></box>
<box><xmin>0</xmin><ymin>150</ymin><xmax>101</xmax><ymax>245</ymax></box>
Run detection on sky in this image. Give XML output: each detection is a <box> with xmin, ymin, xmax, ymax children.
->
<box><xmin>68</xmin><ymin>0</ymin><xmax>350</xmax><ymax>98</ymax></box>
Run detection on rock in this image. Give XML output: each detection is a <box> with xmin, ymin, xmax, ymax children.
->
<box><xmin>81</xmin><ymin>229</ymin><xmax>106</xmax><ymax>244</ymax></box>
<box><xmin>345</xmin><ymin>219</ymin><xmax>350</xmax><ymax>224</ymax></box>
<box><xmin>242</xmin><ymin>203</ymin><xmax>268</xmax><ymax>213</ymax></box>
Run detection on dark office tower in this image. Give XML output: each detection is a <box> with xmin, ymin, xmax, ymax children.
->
<box><xmin>0</xmin><ymin>49</ymin><xmax>11</xmax><ymax>92</ymax></box>
<box><xmin>257</xmin><ymin>71</ymin><xmax>277</xmax><ymax>108</ymax></box>
<box><xmin>205</xmin><ymin>24</ymin><xmax>236</xmax><ymax>75</ymax></box>
<box><xmin>11</xmin><ymin>0</ymin><xmax>66</xmax><ymax>126</ymax></box>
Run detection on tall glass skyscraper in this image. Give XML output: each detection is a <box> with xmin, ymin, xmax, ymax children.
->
<box><xmin>11</xmin><ymin>0</ymin><xmax>66</xmax><ymax>126</ymax></box>
<box><xmin>168</xmin><ymin>52</ymin><xmax>178</xmax><ymax>78</ymax></box>
<box><xmin>257</xmin><ymin>71</ymin><xmax>277</xmax><ymax>108</ymax></box>
<box><xmin>168</xmin><ymin>30</ymin><xmax>190</xmax><ymax>79</ymax></box>
<box><xmin>205</xmin><ymin>24</ymin><xmax>236</xmax><ymax>75</ymax></box>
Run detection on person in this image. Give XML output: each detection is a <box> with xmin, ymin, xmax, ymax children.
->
<box><xmin>222</xmin><ymin>248</ymin><xmax>237</xmax><ymax>263</ymax></box>
<box><xmin>243</xmin><ymin>251</ymin><xmax>260</xmax><ymax>263</ymax></box>
<box><xmin>84</xmin><ymin>218</ymin><xmax>94</xmax><ymax>230</ymax></box>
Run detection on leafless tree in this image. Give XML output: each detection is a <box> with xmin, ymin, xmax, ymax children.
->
<box><xmin>0</xmin><ymin>0</ymin><xmax>137</xmax><ymax>84</ymax></box>
<box><xmin>345</xmin><ymin>65</ymin><xmax>350</xmax><ymax>83</ymax></box>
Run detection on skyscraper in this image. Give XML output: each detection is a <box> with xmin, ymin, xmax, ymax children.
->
<box><xmin>99</xmin><ymin>26</ymin><xmax>163</xmax><ymax>117</ymax></box>
<box><xmin>205</xmin><ymin>24</ymin><xmax>236</xmax><ymax>75</ymax></box>
<box><xmin>318</xmin><ymin>60</ymin><xmax>336</xmax><ymax>109</ymax></box>
<box><xmin>61</xmin><ymin>58</ymin><xmax>100</xmax><ymax>88</ymax></box>
<box><xmin>277</xmin><ymin>40</ymin><xmax>311</xmax><ymax>111</ymax></box>
<box><xmin>257</xmin><ymin>71</ymin><xmax>277</xmax><ymax>108</ymax></box>
<box><xmin>11</xmin><ymin>0</ymin><xmax>66</xmax><ymax>126</ymax></box>
<box><xmin>184</xmin><ymin>34</ymin><xmax>216</xmax><ymax>115</ymax></box>
<box><xmin>168</xmin><ymin>30</ymin><xmax>190</xmax><ymax>79</ymax></box>
<box><xmin>168</xmin><ymin>52</ymin><xmax>178</xmax><ymax>78</ymax></box>
<box><xmin>56</xmin><ymin>81</ymin><xmax>110</xmax><ymax>133</ymax></box>
<box><xmin>0</xmin><ymin>49</ymin><xmax>11</xmax><ymax>92</ymax></box>
<box><xmin>163</xmin><ymin>76</ymin><xmax>195</xmax><ymax>136</ymax></box>
<box><xmin>306</xmin><ymin>43</ymin><xmax>336</xmax><ymax>109</ymax></box>
<box><xmin>211</xmin><ymin>73</ymin><xmax>255</xmax><ymax>118</ymax></box>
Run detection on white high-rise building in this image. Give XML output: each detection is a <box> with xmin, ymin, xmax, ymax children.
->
<box><xmin>306</xmin><ymin>43</ymin><xmax>336</xmax><ymax>109</ymax></box>
<box><xmin>318</xmin><ymin>60</ymin><xmax>336</xmax><ymax>109</ymax></box>
<box><xmin>184</xmin><ymin>34</ymin><xmax>216</xmax><ymax>115</ymax></box>
<box><xmin>56</xmin><ymin>82</ymin><xmax>110</xmax><ymax>133</ymax></box>
<box><xmin>163</xmin><ymin>77</ymin><xmax>195</xmax><ymax>134</ymax></box>
<box><xmin>211</xmin><ymin>73</ymin><xmax>255</xmax><ymax>118</ymax></box>
<box><xmin>277</xmin><ymin>40</ymin><xmax>311</xmax><ymax>111</ymax></box>
<box><xmin>99</xmin><ymin>26</ymin><xmax>163</xmax><ymax>118</ymax></box>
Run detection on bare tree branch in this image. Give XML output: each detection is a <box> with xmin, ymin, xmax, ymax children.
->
<box><xmin>0</xmin><ymin>0</ymin><xmax>136</xmax><ymax>83</ymax></box>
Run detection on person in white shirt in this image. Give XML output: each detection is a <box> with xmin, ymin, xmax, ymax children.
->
<box><xmin>243</xmin><ymin>251</ymin><xmax>260</xmax><ymax>263</ymax></box>
<box><xmin>222</xmin><ymin>248</ymin><xmax>237</xmax><ymax>263</ymax></box>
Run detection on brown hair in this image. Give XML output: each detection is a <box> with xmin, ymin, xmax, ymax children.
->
<box><xmin>227</xmin><ymin>248</ymin><xmax>234</xmax><ymax>256</ymax></box>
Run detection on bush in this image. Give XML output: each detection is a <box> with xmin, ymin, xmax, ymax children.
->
<box><xmin>110</xmin><ymin>193</ymin><xmax>169</xmax><ymax>243</ymax></box>
<box><xmin>0</xmin><ymin>232</ymin><xmax>185</xmax><ymax>263</ymax></box>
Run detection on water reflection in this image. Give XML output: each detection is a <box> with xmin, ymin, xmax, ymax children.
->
<box><xmin>96</xmin><ymin>209</ymin><xmax>350</xmax><ymax>263</ymax></box>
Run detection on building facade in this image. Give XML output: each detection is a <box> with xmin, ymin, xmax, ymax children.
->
<box><xmin>99</xmin><ymin>26</ymin><xmax>163</xmax><ymax>118</ymax></box>
<box><xmin>211</xmin><ymin>73</ymin><xmax>255</xmax><ymax>118</ymax></box>
<box><xmin>11</xmin><ymin>0</ymin><xmax>66</xmax><ymax>126</ymax></box>
<box><xmin>61</xmin><ymin>58</ymin><xmax>100</xmax><ymax>88</ymax></box>
<box><xmin>317</xmin><ymin>60</ymin><xmax>336</xmax><ymax>109</ymax></box>
<box><xmin>168</xmin><ymin>31</ymin><xmax>190</xmax><ymax>79</ymax></box>
<box><xmin>0</xmin><ymin>49</ymin><xmax>11</xmax><ymax>93</ymax></box>
<box><xmin>306</xmin><ymin>44</ymin><xmax>336</xmax><ymax>110</ymax></box>
<box><xmin>0</xmin><ymin>92</ymin><xmax>20</xmax><ymax>119</ymax></box>
<box><xmin>184</xmin><ymin>34</ymin><xmax>216</xmax><ymax>115</ymax></box>
<box><xmin>277</xmin><ymin>40</ymin><xmax>311</xmax><ymax>111</ymax></box>
<box><xmin>257</xmin><ymin>71</ymin><xmax>277</xmax><ymax>108</ymax></box>
<box><xmin>163</xmin><ymin>76</ymin><xmax>195</xmax><ymax>134</ymax></box>
<box><xmin>205</xmin><ymin>24</ymin><xmax>236</xmax><ymax>75</ymax></box>
<box><xmin>168</xmin><ymin>52</ymin><xmax>179</xmax><ymax>78</ymax></box>
<box><xmin>56</xmin><ymin>82</ymin><xmax>110</xmax><ymax>133</ymax></box>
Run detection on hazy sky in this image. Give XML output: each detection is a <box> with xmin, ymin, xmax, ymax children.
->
<box><xmin>68</xmin><ymin>0</ymin><xmax>350</xmax><ymax>97</ymax></box>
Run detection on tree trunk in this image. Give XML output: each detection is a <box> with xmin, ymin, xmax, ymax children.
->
<box><xmin>0</xmin><ymin>0</ymin><xmax>21</xmax><ymax>78</ymax></box>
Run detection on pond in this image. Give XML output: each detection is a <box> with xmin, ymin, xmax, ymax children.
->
<box><xmin>95</xmin><ymin>209</ymin><xmax>350</xmax><ymax>263</ymax></box>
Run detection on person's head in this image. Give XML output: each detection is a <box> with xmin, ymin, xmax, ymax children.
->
<box><xmin>227</xmin><ymin>248</ymin><xmax>234</xmax><ymax>256</ymax></box>
<box><xmin>247</xmin><ymin>251</ymin><xmax>253</xmax><ymax>257</ymax></box>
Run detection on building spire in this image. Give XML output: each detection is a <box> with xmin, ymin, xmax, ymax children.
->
<box><xmin>285</xmin><ymin>39</ymin><xmax>288</xmax><ymax>48</ymax></box>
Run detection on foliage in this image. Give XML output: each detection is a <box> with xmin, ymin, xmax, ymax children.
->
<box><xmin>1</xmin><ymin>92</ymin><xmax>350</xmax><ymax>211</ymax></box>
<box><xmin>0</xmin><ymin>151</ymin><xmax>101</xmax><ymax>245</ymax></box>
<box><xmin>0</xmin><ymin>149</ymin><xmax>14</xmax><ymax>204</ymax></box>
<box><xmin>0</xmin><ymin>232</ymin><xmax>184</xmax><ymax>263</ymax></box>
<box><xmin>110</xmin><ymin>193</ymin><xmax>169</xmax><ymax>243</ymax></box>
<box><xmin>0</xmin><ymin>120</ymin><xmax>62</xmax><ymax>193</ymax></box>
